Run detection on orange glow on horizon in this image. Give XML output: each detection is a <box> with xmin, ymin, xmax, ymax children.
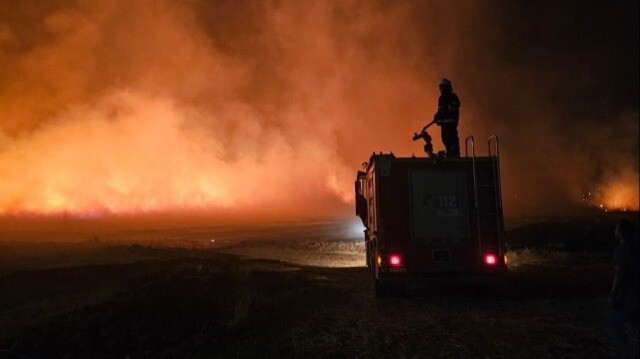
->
<box><xmin>597</xmin><ymin>180</ymin><xmax>639</xmax><ymax>212</ymax></box>
<box><xmin>0</xmin><ymin>91</ymin><xmax>354</xmax><ymax>218</ymax></box>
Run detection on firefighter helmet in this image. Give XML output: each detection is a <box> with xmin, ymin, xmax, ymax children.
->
<box><xmin>439</xmin><ymin>78</ymin><xmax>452</xmax><ymax>90</ymax></box>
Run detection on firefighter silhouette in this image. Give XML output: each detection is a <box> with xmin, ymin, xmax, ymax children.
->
<box><xmin>608</xmin><ymin>219</ymin><xmax>639</xmax><ymax>357</ymax></box>
<box><xmin>433</xmin><ymin>78</ymin><xmax>461</xmax><ymax>157</ymax></box>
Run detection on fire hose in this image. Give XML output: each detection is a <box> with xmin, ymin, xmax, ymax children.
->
<box><xmin>412</xmin><ymin>120</ymin><xmax>436</xmax><ymax>157</ymax></box>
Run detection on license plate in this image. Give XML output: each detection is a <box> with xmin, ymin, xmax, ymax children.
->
<box><xmin>381</xmin><ymin>266</ymin><xmax>406</xmax><ymax>273</ymax></box>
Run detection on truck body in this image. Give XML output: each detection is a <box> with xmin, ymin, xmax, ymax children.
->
<box><xmin>355</xmin><ymin>137</ymin><xmax>507</xmax><ymax>295</ymax></box>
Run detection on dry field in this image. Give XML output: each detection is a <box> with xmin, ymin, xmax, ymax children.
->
<box><xmin>0</xmin><ymin>215</ymin><xmax>637</xmax><ymax>358</ymax></box>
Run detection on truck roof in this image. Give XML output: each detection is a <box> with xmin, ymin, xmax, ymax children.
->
<box><xmin>365</xmin><ymin>152</ymin><xmax>494</xmax><ymax>172</ymax></box>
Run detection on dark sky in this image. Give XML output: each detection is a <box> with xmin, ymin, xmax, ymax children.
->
<box><xmin>484</xmin><ymin>0</ymin><xmax>638</xmax><ymax>123</ymax></box>
<box><xmin>0</xmin><ymin>0</ymin><xmax>638</xmax><ymax>224</ymax></box>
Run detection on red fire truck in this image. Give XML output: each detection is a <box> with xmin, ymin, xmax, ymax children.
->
<box><xmin>355</xmin><ymin>135</ymin><xmax>507</xmax><ymax>296</ymax></box>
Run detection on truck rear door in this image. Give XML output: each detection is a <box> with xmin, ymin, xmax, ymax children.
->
<box><xmin>410</xmin><ymin>171</ymin><xmax>470</xmax><ymax>271</ymax></box>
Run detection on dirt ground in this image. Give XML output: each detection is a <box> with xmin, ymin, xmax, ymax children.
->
<box><xmin>0</xmin><ymin>216</ymin><xmax>638</xmax><ymax>358</ymax></box>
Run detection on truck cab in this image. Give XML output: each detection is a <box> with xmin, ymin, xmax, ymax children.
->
<box><xmin>355</xmin><ymin>136</ymin><xmax>507</xmax><ymax>296</ymax></box>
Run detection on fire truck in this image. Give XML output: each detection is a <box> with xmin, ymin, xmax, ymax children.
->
<box><xmin>355</xmin><ymin>134</ymin><xmax>507</xmax><ymax>296</ymax></box>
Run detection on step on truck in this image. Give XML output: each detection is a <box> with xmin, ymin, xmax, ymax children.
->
<box><xmin>355</xmin><ymin>136</ymin><xmax>507</xmax><ymax>296</ymax></box>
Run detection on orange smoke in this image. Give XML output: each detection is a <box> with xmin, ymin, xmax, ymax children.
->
<box><xmin>0</xmin><ymin>0</ymin><xmax>362</xmax><ymax>219</ymax></box>
<box><xmin>0</xmin><ymin>1</ymin><xmax>637</xmax><ymax>222</ymax></box>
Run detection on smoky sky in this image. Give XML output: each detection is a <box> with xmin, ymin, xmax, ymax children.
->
<box><xmin>0</xmin><ymin>0</ymin><xmax>637</xmax><ymax>225</ymax></box>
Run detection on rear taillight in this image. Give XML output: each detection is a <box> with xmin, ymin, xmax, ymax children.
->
<box><xmin>389</xmin><ymin>254</ymin><xmax>402</xmax><ymax>266</ymax></box>
<box><xmin>483</xmin><ymin>253</ymin><xmax>497</xmax><ymax>265</ymax></box>
<box><xmin>378</xmin><ymin>254</ymin><xmax>403</xmax><ymax>266</ymax></box>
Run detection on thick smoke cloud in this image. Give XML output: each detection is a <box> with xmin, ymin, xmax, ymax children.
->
<box><xmin>0</xmin><ymin>0</ymin><xmax>637</xmax><ymax>224</ymax></box>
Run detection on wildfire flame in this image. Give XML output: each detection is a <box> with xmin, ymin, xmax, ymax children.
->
<box><xmin>0</xmin><ymin>91</ymin><xmax>353</xmax><ymax>218</ymax></box>
<box><xmin>596</xmin><ymin>179</ymin><xmax>639</xmax><ymax>212</ymax></box>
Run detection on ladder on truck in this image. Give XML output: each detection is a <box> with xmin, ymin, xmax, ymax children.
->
<box><xmin>465</xmin><ymin>135</ymin><xmax>505</xmax><ymax>262</ymax></box>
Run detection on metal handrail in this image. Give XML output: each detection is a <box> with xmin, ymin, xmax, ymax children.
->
<box><xmin>488</xmin><ymin>135</ymin><xmax>504</xmax><ymax>260</ymax></box>
<box><xmin>465</xmin><ymin>136</ymin><xmax>474</xmax><ymax>157</ymax></box>
<box><xmin>488</xmin><ymin>135</ymin><xmax>499</xmax><ymax>158</ymax></box>
<box><xmin>465</xmin><ymin>136</ymin><xmax>482</xmax><ymax>258</ymax></box>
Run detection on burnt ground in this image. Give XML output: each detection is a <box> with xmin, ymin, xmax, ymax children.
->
<box><xmin>0</xmin><ymin>215</ymin><xmax>638</xmax><ymax>358</ymax></box>
<box><xmin>0</xmin><ymin>247</ymin><xmax>629</xmax><ymax>358</ymax></box>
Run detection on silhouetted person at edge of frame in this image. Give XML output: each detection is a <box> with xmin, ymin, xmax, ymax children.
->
<box><xmin>608</xmin><ymin>218</ymin><xmax>639</xmax><ymax>358</ymax></box>
<box><xmin>430</xmin><ymin>78</ymin><xmax>461</xmax><ymax>157</ymax></box>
